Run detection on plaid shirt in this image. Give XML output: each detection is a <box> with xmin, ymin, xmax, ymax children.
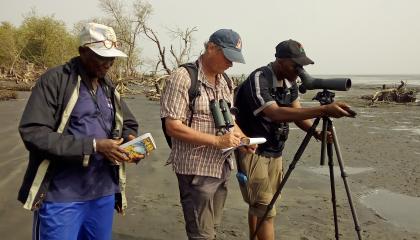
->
<box><xmin>160</xmin><ymin>59</ymin><xmax>234</xmax><ymax>178</ymax></box>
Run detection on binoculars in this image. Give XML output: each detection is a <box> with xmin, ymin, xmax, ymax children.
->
<box><xmin>209</xmin><ymin>99</ymin><xmax>234</xmax><ymax>135</ymax></box>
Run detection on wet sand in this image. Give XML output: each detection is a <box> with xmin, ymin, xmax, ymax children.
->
<box><xmin>0</xmin><ymin>86</ymin><xmax>419</xmax><ymax>240</ymax></box>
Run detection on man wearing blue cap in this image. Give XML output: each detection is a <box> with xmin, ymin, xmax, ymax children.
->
<box><xmin>234</xmin><ymin>39</ymin><xmax>354</xmax><ymax>240</ymax></box>
<box><xmin>161</xmin><ymin>29</ymin><xmax>251</xmax><ymax>239</ymax></box>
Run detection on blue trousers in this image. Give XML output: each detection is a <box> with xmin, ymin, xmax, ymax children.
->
<box><xmin>32</xmin><ymin>195</ymin><xmax>115</xmax><ymax>240</ymax></box>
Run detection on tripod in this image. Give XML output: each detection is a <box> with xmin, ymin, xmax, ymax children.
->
<box><xmin>252</xmin><ymin>89</ymin><xmax>362</xmax><ymax>240</ymax></box>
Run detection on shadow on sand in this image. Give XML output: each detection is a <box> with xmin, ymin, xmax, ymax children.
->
<box><xmin>113</xmin><ymin>232</ymin><xmax>161</xmax><ymax>240</ymax></box>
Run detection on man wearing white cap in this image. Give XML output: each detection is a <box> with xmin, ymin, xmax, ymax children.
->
<box><xmin>18</xmin><ymin>23</ymin><xmax>142</xmax><ymax>240</ymax></box>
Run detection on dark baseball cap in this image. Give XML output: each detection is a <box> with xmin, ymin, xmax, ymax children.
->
<box><xmin>275</xmin><ymin>39</ymin><xmax>314</xmax><ymax>66</ymax></box>
<box><xmin>209</xmin><ymin>29</ymin><xmax>245</xmax><ymax>64</ymax></box>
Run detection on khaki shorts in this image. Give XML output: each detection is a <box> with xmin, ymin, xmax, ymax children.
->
<box><xmin>235</xmin><ymin>151</ymin><xmax>283</xmax><ymax>218</ymax></box>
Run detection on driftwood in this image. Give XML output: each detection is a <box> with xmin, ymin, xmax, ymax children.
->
<box><xmin>0</xmin><ymin>62</ymin><xmax>45</xmax><ymax>84</ymax></box>
<box><xmin>362</xmin><ymin>81</ymin><xmax>416</xmax><ymax>103</ymax></box>
<box><xmin>0</xmin><ymin>90</ymin><xmax>18</xmax><ymax>101</ymax></box>
<box><xmin>143</xmin><ymin>75</ymin><xmax>169</xmax><ymax>101</ymax></box>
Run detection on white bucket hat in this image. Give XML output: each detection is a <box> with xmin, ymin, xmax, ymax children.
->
<box><xmin>80</xmin><ymin>22</ymin><xmax>127</xmax><ymax>58</ymax></box>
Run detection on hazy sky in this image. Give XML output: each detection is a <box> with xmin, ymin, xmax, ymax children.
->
<box><xmin>1</xmin><ymin>0</ymin><xmax>419</xmax><ymax>75</ymax></box>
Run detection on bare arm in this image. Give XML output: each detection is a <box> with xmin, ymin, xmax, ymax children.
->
<box><xmin>292</xmin><ymin>100</ymin><xmax>337</xmax><ymax>141</ymax></box>
<box><xmin>232</xmin><ymin>122</ymin><xmax>247</xmax><ymax>139</ymax></box>
<box><xmin>291</xmin><ymin>100</ymin><xmax>315</xmax><ymax>132</ymax></box>
<box><xmin>262</xmin><ymin>101</ymin><xmax>352</xmax><ymax>123</ymax></box>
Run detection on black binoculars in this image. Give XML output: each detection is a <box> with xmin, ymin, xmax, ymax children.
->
<box><xmin>209</xmin><ymin>99</ymin><xmax>234</xmax><ymax>135</ymax></box>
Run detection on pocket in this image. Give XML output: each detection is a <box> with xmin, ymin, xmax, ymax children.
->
<box><xmin>249</xmin><ymin>155</ymin><xmax>270</xmax><ymax>181</ymax></box>
<box><xmin>191</xmin><ymin>175</ymin><xmax>205</xmax><ymax>186</ymax></box>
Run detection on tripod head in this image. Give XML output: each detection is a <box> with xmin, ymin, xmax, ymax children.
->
<box><xmin>313</xmin><ymin>89</ymin><xmax>336</xmax><ymax>105</ymax></box>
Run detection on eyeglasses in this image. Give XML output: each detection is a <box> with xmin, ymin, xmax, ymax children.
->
<box><xmin>84</xmin><ymin>40</ymin><xmax>122</xmax><ymax>49</ymax></box>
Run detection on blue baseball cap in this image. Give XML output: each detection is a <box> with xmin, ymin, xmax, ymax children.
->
<box><xmin>209</xmin><ymin>29</ymin><xmax>245</xmax><ymax>64</ymax></box>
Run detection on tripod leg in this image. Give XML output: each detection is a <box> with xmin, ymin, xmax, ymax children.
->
<box><xmin>320</xmin><ymin>117</ymin><xmax>328</xmax><ymax>165</ymax></box>
<box><xmin>251</xmin><ymin>118</ymin><xmax>321</xmax><ymax>240</ymax></box>
<box><xmin>326</xmin><ymin>120</ymin><xmax>340</xmax><ymax>240</ymax></box>
<box><xmin>330</xmin><ymin>123</ymin><xmax>363</xmax><ymax>240</ymax></box>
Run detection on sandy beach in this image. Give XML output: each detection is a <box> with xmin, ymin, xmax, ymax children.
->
<box><xmin>0</xmin><ymin>85</ymin><xmax>419</xmax><ymax>240</ymax></box>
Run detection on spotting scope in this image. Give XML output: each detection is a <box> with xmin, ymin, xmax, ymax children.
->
<box><xmin>297</xmin><ymin>67</ymin><xmax>351</xmax><ymax>93</ymax></box>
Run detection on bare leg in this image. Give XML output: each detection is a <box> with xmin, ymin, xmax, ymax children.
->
<box><xmin>248</xmin><ymin>212</ymin><xmax>275</xmax><ymax>240</ymax></box>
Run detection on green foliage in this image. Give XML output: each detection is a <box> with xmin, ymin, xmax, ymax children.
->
<box><xmin>19</xmin><ymin>14</ymin><xmax>78</xmax><ymax>67</ymax></box>
<box><xmin>0</xmin><ymin>13</ymin><xmax>78</xmax><ymax>69</ymax></box>
<box><xmin>0</xmin><ymin>22</ymin><xmax>19</xmax><ymax>67</ymax></box>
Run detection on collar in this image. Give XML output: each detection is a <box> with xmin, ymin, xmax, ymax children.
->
<box><xmin>268</xmin><ymin>62</ymin><xmax>293</xmax><ymax>88</ymax></box>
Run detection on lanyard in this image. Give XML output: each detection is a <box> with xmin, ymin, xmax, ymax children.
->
<box><xmin>81</xmin><ymin>79</ymin><xmax>113</xmax><ymax>136</ymax></box>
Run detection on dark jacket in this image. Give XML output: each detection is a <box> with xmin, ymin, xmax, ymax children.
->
<box><xmin>18</xmin><ymin>57</ymin><xmax>138</xmax><ymax>213</ymax></box>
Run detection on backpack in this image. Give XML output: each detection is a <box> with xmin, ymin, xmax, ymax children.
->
<box><xmin>234</xmin><ymin>66</ymin><xmax>295</xmax><ymax>146</ymax></box>
<box><xmin>161</xmin><ymin>61</ymin><xmax>232</xmax><ymax>148</ymax></box>
<box><xmin>234</xmin><ymin>66</ymin><xmax>274</xmax><ymax>107</ymax></box>
<box><xmin>234</xmin><ymin>65</ymin><xmax>296</xmax><ymax>106</ymax></box>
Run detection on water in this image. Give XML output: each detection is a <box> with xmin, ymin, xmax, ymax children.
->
<box><xmin>318</xmin><ymin>75</ymin><xmax>420</xmax><ymax>101</ymax></box>
<box><xmin>360</xmin><ymin>189</ymin><xmax>420</xmax><ymax>233</ymax></box>
<box><xmin>234</xmin><ymin>74</ymin><xmax>420</xmax><ymax>86</ymax></box>
<box><xmin>304</xmin><ymin>166</ymin><xmax>374</xmax><ymax>177</ymax></box>
<box><xmin>391</xmin><ymin>127</ymin><xmax>420</xmax><ymax>136</ymax></box>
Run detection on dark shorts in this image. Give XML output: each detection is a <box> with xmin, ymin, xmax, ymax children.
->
<box><xmin>176</xmin><ymin>162</ymin><xmax>230</xmax><ymax>240</ymax></box>
<box><xmin>236</xmin><ymin>151</ymin><xmax>283</xmax><ymax>218</ymax></box>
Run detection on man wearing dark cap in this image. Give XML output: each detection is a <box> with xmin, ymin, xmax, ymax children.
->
<box><xmin>161</xmin><ymin>29</ymin><xmax>251</xmax><ymax>239</ymax></box>
<box><xmin>234</xmin><ymin>39</ymin><xmax>353</xmax><ymax>240</ymax></box>
<box><xmin>18</xmin><ymin>23</ymin><xmax>142</xmax><ymax>240</ymax></box>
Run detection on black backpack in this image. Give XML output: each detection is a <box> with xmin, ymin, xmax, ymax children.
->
<box><xmin>234</xmin><ymin>66</ymin><xmax>274</xmax><ymax>107</ymax></box>
<box><xmin>161</xmin><ymin>61</ymin><xmax>232</xmax><ymax>148</ymax></box>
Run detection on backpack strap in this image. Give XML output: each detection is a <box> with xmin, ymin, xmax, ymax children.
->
<box><xmin>259</xmin><ymin>66</ymin><xmax>275</xmax><ymax>94</ymax></box>
<box><xmin>161</xmin><ymin>62</ymin><xmax>199</xmax><ymax>149</ymax></box>
<box><xmin>235</xmin><ymin>66</ymin><xmax>274</xmax><ymax>106</ymax></box>
<box><xmin>180</xmin><ymin>61</ymin><xmax>200</xmax><ymax>127</ymax></box>
<box><xmin>180</xmin><ymin>61</ymin><xmax>233</xmax><ymax>127</ymax></box>
<box><xmin>222</xmin><ymin>73</ymin><xmax>233</xmax><ymax>94</ymax></box>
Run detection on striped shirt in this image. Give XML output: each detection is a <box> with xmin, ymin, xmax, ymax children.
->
<box><xmin>160</xmin><ymin>58</ymin><xmax>234</xmax><ymax>178</ymax></box>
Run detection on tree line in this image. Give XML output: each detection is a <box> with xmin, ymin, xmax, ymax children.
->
<box><xmin>0</xmin><ymin>0</ymin><xmax>196</xmax><ymax>88</ymax></box>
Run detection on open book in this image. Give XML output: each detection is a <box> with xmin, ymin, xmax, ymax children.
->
<box><xmin>120</xmin><ymin>133</ymin><xmax>157</xmax><ymax>158</ymax></box>
<box><xmin>222</xmin><ymin>137</ymin><xmax>266</xmax><ymax>153</ymax></box>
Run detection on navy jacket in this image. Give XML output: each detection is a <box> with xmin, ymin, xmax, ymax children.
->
<box><xmin>18</xmin><ymin>57</ymin><xmax>138</xmax><ymax>212</ymax></box>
